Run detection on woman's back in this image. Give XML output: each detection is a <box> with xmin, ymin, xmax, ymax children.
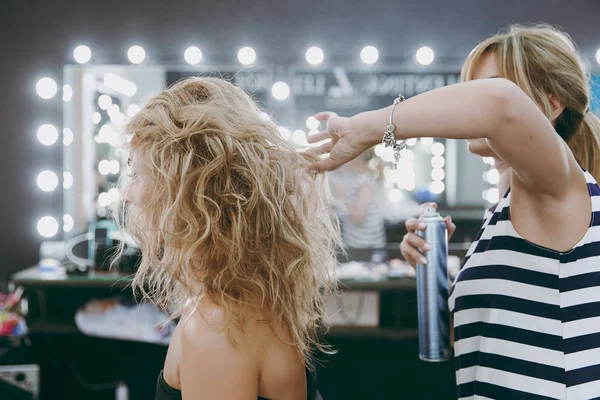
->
<box><xmin>160</xmin><ymin>298</ymin><xmax>311</xmax><ymax>400</ymax></box>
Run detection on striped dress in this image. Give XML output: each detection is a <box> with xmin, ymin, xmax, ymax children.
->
<box><xmin>449</xmin><ymin>170</ymin><xmax>600</xmax><ymax>399</ymax></box>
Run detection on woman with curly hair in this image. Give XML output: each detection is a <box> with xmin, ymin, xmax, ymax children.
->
<box><xmin>115</xmin><ymin>77</ymin><xmax>341</xmax><ymax>399</ymax></box>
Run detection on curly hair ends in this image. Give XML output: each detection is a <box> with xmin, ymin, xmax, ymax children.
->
<box><xmin>112</xmin><ymin>77</ymin><xmax>343</xmax><ymax>365</ymax></box>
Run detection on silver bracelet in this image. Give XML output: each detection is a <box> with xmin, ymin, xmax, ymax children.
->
<box><xmin>382</xmin><ymin>94</ymin><xmax>407</xmax><ymax>163</ymax></box>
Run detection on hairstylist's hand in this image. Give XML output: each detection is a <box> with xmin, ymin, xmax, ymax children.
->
<box><xmin>306</xmin><ymin>112</ymin><xmax>373</xmax><ymax>172</ymax></box>
<box><xmin>400</xmin><ymin>203</ymin><xmax>456</xmax><ymax>268</ymax></box>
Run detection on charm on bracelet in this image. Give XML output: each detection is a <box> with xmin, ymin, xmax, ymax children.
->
<box><xmin>382</xmin><ymin>94</ymin><xmax>407</xmax><ymax>164</ymax></box>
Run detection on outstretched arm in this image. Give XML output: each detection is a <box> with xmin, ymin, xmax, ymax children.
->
<box><xmin>310</xmin><ymin>78</ymin><xmax>578</xmax><ymax>199</ymax></box>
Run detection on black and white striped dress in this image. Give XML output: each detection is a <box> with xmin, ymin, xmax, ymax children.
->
<box><xmin>449</xmin><ymin>170</ymin><xmax>600</xmax><ymax>399</ymax></box>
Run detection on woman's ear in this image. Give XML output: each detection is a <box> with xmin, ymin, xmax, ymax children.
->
<box><xmin>548</xmin><ymin>94</ymin><xmax>566</xmax><ymax>123</ymax></box>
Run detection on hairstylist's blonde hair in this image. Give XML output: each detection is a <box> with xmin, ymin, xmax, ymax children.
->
<box><xmin>114</xmin><ymin>77</ymin><xmax>342</xmax><ymax>364</ymax></box>
<box><xmin>461</xmin><ymin>24</ymin><xmax>600</xmax><ymax>179</ymax></box>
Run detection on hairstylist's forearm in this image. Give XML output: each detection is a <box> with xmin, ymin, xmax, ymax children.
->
<box><xmin>353</xmin><ymin>78</ymin><xmax>519</xmax><ymax>146</ymax></box>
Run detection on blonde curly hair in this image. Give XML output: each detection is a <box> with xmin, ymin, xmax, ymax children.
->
<box><xmin>113</xmin><ymin>77</ymin><xmax>342</xmax><ymax>364</ymax></box>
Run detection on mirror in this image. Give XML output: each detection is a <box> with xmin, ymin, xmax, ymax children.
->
<box><xmin>63</xmin><ymin>64</ymin><xmax>493</xmax><ymax>248</ymax></box>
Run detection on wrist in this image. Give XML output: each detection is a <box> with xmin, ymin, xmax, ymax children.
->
<box><xmin>352</xmin><ymin>107</ymin><xmax>391</xmax><ymax>148</ymax></box>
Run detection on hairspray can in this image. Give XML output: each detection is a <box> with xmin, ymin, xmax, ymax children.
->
<box><xmin>415</xmin><ymin>207</ymin><xmax>451</xmax><ymax>361</ymax></box>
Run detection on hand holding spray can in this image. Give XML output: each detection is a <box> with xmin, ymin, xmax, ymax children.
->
<box><xmin>415</xmin><ymin>206</ymin><xmax>452</xmax><ymax>362</ymax></box>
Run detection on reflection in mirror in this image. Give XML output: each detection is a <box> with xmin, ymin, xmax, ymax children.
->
<box><xmin>327</xmin><ymin>139</ymin><xmax>450</xmax><ymax>250</ymax></box>
<box><xmin>293</xmin><ymin>68</ymin><xmax>477</xmax><ymax>249</ymax></box>
<box><xmin>328</xmin><ymin>149</ymin><xmax>388</xmax><ymax>249</ymax></box>
<box><xmin>63</xmin><ymin>65</ymin><xmax>274</xmax><ymax>239</ymax></box>
<box><xmin>63</xmin><ymin>64</ymin><xmax>494</xmax><ymax>251</ymax></box>
<box><xmin>64</xmin><ymin>66</ymin><xmax>166</xmax><ymax>237</ymax></box>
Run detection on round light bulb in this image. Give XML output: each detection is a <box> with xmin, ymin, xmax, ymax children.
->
<box><xmin>305</xmin><ymin>46</ymin><xmax>325</xmax><ymax>65</ymax></box>
<box><xmin>98</xmin><ymin>192</ymin><xmax>111</xmax><ymax>208</ymax></box>
<box><xmin>38</xmin><ymin>216</ymin><xmax>59</xmax><ymax>238</ymax></box>
<box><xmin>91</xmin><ymin>112</ymin><xmax>101</xmax><ymax>124</ymax></box>
<box><xmin>416</xmin><ymin>46</ymin><xmax>435</xmax><ymax>66</ymax></box>
<box><xmin>36</xmin><ymin>77</ymin><xmax>58</xmax><ymax>99</ymax></box>
<box><xmin>98</xmin><ymin>94</ymin><xmax>112</xmax><ymax>110</ymax></box>
<box><xmin>184</xmin><ymin>46</ymin><xmax>203</xmax><ymax>65</ymax></box>
<box><xmin>107</xmin><ymin>104</ymin><xmax>120</xmax><ymax>116</ymax></box>
<box><xmin>98</xmin><ymin>124</ymin><xmax>113</xmax><ymax>143</ymax></box>
<box><xmin>62</xmin><ymin>85</ymin><xmax>73</xmax><ymax>102</ymax></box>
<box><xmin>486</xmin><ymin>168</ymin><xmax>500</xmax><ymax>184</ymax></box>
<box><xmin>109</xmin><ymin>160</ymin><xmax>120</xmax><ymax>174</ymax></box>
<box><xmin>73</xmin><ymin>45</ymin><xmax>92</xmax><ymax>64</ymax></box>
<box><xmin>431</xmin><ymin>168</ymin><xmax>445</xmax><ymax>181</ymax></box>
<box><xmin>431</xmin><ymin>142</ymin><xmax>445</xmax><ymax>156</ymax></box>
<box><xmin>399</xmin><ymin>149</ymin><xmax>415</xmax><ymax>161</ymax></box>
<box><xmin>127</xmin><ymin>45</ymin><xmax>146</xmax><ymax>64</ymax></box>
<box><xmin>486</xmin><ymin>188</ymin><xmax>500</xmax><ymax>203</ymax></box>
<box><xmin>37</xmin><ymin>124</ymin><xmax>58</xmax><ymax>146</ymax></box>
<box><xmin>482</xmin><ymin>190</ymin><xmax>489</xmax><ymax>201</ymax></box>
<box><xmin>63</xmin><ymin>128</ymin><xmax>73</xmax><ymax>146</ymax></box>
<box><xmin>430</xmin><ymin>181</ymin><xmax>445</xmax><ymax>194</ymax></box>
<box><xmin>108</xmin><ymin>188</ymin><xmax>120</xmax><ymax>203</ymax></box>
<box><xmin>37</xmin><ymin>170</ymin><xmax>59</xmax><ymax>192</ymax></box>
<box><xmin>431</xmin><ymin>156</ymin><xmax>446</xmax><ymax>169</ymax></box>
<box><xmin>63</xmin><ymin>214</ymin><xmax>74</xmax><ymax>233</ymax></box>
<box><xmin>271</xmin><ymin>82</ymin><xmax>290</xmax><ymax>101</ymax></box>
<box><xmin>237</xmin><ymin>47</ymin><xmax>256</xmax><ymax>65</ymax></box>
<box><xmin>110</xmin><ymin>112</ymin><xmax>125</xmax><ymax>126</ymax></box>
<box><xmin>360</xmin><ymin>46</ymin><xmax>379</xmax><ymax>65</ymax></box>
<box><xmin>63</xmin><ymin>171</ymin><xmax>73</xmax><ymax>189</ymax></box>
<box><xmin>98</xmin><ymin>160</ymin><xmax>111</xmax><ymax>175</ymax></box>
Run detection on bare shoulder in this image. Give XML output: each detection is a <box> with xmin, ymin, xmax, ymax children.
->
<box><xmin>177</xmin><ymin>299</ymin><xmax>259</xmax><ymax>399</ymax></box>
<box><xmin>179</xmin><ymin>298</ymin><xmax>257</xmax><ymax>364</ymax></box>
<box><xmin>179</xmin><ymin>298</ymin><xmax>306</xmax><ymax>400</ymax></box>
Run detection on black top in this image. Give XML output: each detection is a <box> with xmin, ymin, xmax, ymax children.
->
<box><xmin>156</xmin><ymin>368</ymin><xmax>318</xmax><ymax>400</ymax></box>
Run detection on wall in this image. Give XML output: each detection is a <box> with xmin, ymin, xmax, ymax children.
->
<box><xmin>1</xmin><ymin>0</ymin><xmax>599</xmax><ymax>282</ymax></box>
